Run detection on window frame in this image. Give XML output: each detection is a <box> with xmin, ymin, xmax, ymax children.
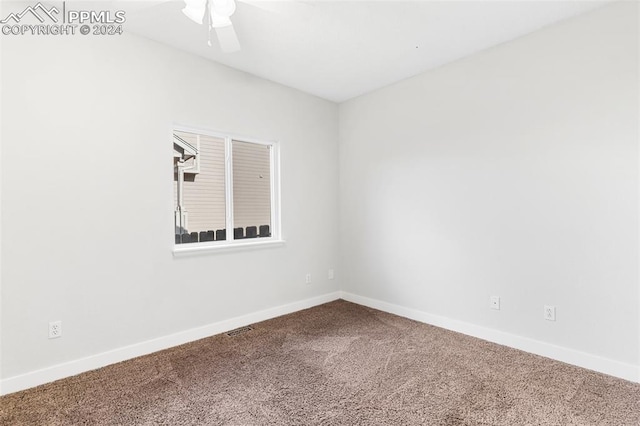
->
<box><xmin>172</xmin><ymin>124</ymin><xmax>283</xmax><ymax>254</ymax></box>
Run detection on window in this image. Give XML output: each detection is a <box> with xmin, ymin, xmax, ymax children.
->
<box><xmin>173</xmin><ymin>126</ymin><xmax>280</xmax><ymax>250</ymax></box>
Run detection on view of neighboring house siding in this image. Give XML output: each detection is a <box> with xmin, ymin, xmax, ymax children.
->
<box><xmin>173</xmin><ymin>132</ymin><xmax>226</xmax><ymax>234</ymax></box>
<box><xmin>173</xmin><ymin>133</ymin><xmax>271</xmax><ymax>235</ymax></box>
<box><xmin>232</xmin><ymin>140</ymin><xmax>271</xmax><ymax>230</ymax></box>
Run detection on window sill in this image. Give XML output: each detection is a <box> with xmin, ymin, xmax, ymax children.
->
<box><xmin>172</xmin><ymin>239</ymin><xmax>286</xmax><ymax>256</ymax></box>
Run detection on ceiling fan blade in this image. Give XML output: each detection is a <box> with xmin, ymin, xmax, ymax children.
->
<box><xmin>183</xmin><ymin>0</ymin><xmax>206</xmax><ymax>24</ymax></box>
<box><xmin>215</xmin><ymin>24</ymin><xmax>241</xmax><ymax>53</ymax></box>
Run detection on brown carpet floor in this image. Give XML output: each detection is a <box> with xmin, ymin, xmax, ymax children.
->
<box><xmin>1</xmin><ymin>300</ymin><xmax>639</xmax><ymax>425</ymax></box>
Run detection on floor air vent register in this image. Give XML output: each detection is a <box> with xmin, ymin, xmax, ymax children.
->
<box><xmin>226</xmin><ymin>325</ymin><xmax>254</xmax><ymax>337</ymax></box>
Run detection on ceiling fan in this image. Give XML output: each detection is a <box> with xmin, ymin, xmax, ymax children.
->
<box><xmin>182</xmin><ymin>0</ymin><xmax>241</xmax><ymax>53</ymax></box>
<box><xmin>116</xmin><ymin>0</ymin><xmax>313</xmax><ymax>53</ymax></box>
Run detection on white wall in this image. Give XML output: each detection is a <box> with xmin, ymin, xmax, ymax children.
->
<box><xmin>1</xmin><ymin>31</ymin><xmax>339</xmax><ymax>383</ymax></box>
<box><xmin>339</xmin><ymin>2</ymin><xmax>639</xmax><ymax>374</ymax></box>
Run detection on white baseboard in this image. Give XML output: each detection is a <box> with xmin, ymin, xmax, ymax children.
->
<box><xmin>3</xmin><ymin>290</ymin><xmax>637</xmax><ymax>396</ymax></box>
<box><xmin>0</xmin><ymin>292</ymin><xmax>341</xmax><ymax>396</ymax></box>
<box><xmin>339</xmin><ymin>291</ymin><xmax>640</xmax><ymax>383</ymax></box>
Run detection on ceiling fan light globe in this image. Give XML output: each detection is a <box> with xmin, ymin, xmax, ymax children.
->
<box><xmin>210</xmin><ymin>13</ymin><xmax>232</xmax><ymax>28</ymax></box>
<box><xmin>210</xmin><ymin>0</ymin><xmax>236</xmax><ymax>18</ymax></box>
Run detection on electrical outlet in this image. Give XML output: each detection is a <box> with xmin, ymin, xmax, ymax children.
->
<box><xmin>490</xmin><ymin>296</ymin><xmax>500</xmax><ymax>310</ymax></box>
<box><xmin>328</xmin><ymin>269</ymin><xmax>334</xmax><ymax>280</ymax></box>
<box><xmin>544</xmin><ymin>305</ymin><xmax>556</xmax><ymax>321</ymax></box>
<box><xmin>305</xmin><ymin>273</ymin><xmax>312</xmax><ymax>284</ymax></box>
<box><xmin>49</xmin><ymin>321</ymin><xmax>62</xmax><ymax>339</ymax></box>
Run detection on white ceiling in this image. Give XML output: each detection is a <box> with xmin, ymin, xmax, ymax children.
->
<box><xmin>122</xmin><ymin>0</ymin><xmax>609</xmax><ymax>103</ymax></box>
